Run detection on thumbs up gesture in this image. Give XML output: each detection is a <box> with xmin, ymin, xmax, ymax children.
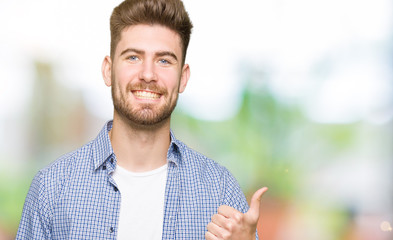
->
<box><xmin>205</xmin><ymin>187</ymin><xmax>268</xmax><ymax>240</ymax></box>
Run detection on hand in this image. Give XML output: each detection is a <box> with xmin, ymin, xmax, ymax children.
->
<box><xmin>205</xmin><ymin>187</ymin><xmax>268</xmax><ymax>240</ymax></box>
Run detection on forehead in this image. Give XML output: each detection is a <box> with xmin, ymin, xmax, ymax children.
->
<box><xmin>116</xmin><ymin>24</ymin><xmax>183</xmax><ymax>58</ymax></box>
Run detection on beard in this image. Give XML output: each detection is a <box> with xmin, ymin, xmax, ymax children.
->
<box><xmin>111</xmin><ymin>78</ymin><xmax>179</xmax><ymax>127</ymax></box>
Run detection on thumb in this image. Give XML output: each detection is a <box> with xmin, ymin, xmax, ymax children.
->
<box><xmin>245</xmin><ymin>187</ymin><xmax>268</xmax><ymax>224</ymax></box>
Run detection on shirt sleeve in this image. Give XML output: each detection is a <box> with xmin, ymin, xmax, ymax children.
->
<box><xmin>220</xmin><ymin>167</ymin><xmax>260</xmax><ymax>240</ymax></box>
<box><xmin>16</xmin><ymin>171</ymin><xmax>52</xmax><ymax>239</ymax></box>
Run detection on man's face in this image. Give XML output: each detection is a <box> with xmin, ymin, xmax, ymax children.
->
<box><xmin>103</xmin><ymin>24</ymin><xmax>189</xmax><ymax>127</ymax></box>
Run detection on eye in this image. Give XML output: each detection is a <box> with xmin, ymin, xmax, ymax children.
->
<box><xmin>159</xmin><ymin>59</ymin><xmax>170</xmax><ymax>65</ymax></box>
<box><xmin>128</xmin><ymin>55</ymin><xmax>139</xmax><ymax>61</ymax></box>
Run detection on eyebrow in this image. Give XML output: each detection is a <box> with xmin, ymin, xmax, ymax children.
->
<box><xmin>120</xmin><ymin>48</ymin><xmax>178</xmax><ymax>62</ymax></box>
<box><xmin>120</xmin><ymin>48</ymin><xmax>143</xmax><ymax>57</ymax></box>
<box><xmin>156</xmin><ymin>51</ymin><xmax>178</xmax><ymax>62</ymax></box>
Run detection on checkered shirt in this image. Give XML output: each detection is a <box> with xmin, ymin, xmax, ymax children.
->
<box><xmin>16</xmin><ymin>121</ymin><xmax>258</xmax><ymax>239</ymax></box>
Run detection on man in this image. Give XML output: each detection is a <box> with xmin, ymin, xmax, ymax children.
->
<box><xmin>16</xmin><ymin>0</ymin><xmax>267</xmax><ymax>239</ymax></box>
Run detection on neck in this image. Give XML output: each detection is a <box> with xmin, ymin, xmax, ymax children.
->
<box><xmin>109</xmin><ymin>113</ymin><xmax>171</xmax><ymax>172</ymax></box>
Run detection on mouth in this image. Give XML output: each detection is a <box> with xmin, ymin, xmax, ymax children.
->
<box><xmin>132</xmin><ymin>90</ymin><xmax>161</xmax><ymax>100</ymax></box>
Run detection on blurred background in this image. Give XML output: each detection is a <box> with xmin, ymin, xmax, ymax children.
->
<box><xmin>0</xmin><ymin>0</ymin><xmax>392</xmax><ymax>239</ymax></box>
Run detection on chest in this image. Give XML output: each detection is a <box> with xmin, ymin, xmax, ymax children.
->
<box><xmin>50</xmin><ymin>165</ymin><xmax>222</xmax><ymax>239</ymax></box>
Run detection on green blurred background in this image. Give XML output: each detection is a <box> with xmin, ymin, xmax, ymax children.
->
<box><xmin>1</xmin><ymin>0</ymin><xmax>392</xmax><ymax>239</ymax></box>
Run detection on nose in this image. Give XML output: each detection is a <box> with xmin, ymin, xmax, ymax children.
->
<box><xmin>139</xmin><ymin>61</ymin><xmax>157</xmax><ymax>82</ymax></box>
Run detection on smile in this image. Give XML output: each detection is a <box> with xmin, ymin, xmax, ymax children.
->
<box><xmin>132</xmin><ymin>90</ymin><xmax>161</xmax><ymax>100</ymax></box>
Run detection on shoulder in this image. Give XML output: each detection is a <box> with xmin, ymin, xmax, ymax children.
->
<box><xmin>175</xmin><ymin>140</ymin><xmax>229</xmax><ymax>177</ymax></box>
<box><xmin>32</xmin><ymin>141</ymin><xmax>94</xmax><ymax>200</ymax></box>
<box><xmin>174</xmin><ymin>139</ymin><xmax>249</xmax><ymax>211</ymax></box>
<box><xmin>17</xmin><ymin>141</ymin><xmax>95</xmax><ymax>238</ymax></box>
<box><xmin>41</xmin><ymin>141</ymin><xmax>93</xmax><ymax>177</ymax></box>
<box><xmin>175</xmin><ymin>140</ymin><xmax>241</xmax><ymax>192</ymax></box>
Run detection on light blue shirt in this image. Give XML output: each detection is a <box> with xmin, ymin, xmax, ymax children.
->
<box><xmin>16</xmin><ymin>121</ymin><xmax>256</xmax><ymax>239</ymax></box>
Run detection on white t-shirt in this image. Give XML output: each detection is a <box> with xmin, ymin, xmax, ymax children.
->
<box><xmin>112</xmin><ymin>164</ymin><xmax>168</xmax><ymax>240</ymax></box>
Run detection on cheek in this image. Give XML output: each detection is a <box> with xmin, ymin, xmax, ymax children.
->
<box><xmin>115</xmin><ymin>67</ymin><xmax>133</xmax><ymax>84</ymax></box>
<box><xmin>115</xmin><ymin>61</ymin><xmax>140</xmax><ymax>80</ymax></box>
<box><xmin>159</xmin><ymin>70</ymin><xmax>182</xmax><ymax>91</ymax></box>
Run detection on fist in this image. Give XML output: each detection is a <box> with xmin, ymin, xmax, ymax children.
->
<box><xmin>205</xmin><ymin>187</ymin><xmax>268</xmax><ymax>240</ymax></box>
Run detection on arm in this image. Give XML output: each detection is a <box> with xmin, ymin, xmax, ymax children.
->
<box><xmin>16</xmin><ymin>171</ymin><xmax>52</xmax><ymax>239</ymax></box>
<box><xmin>206</xmin><ymin>169</ymin><xmax>267</xmax><ymax>240</ymax></box>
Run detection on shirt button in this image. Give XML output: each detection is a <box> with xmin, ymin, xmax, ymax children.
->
<box><xmin>102</xmin><ymin>165</ymin><xmax>107</xmax><ymax>170</ymax></box>
<box><xmin>114</xmin><ymin>186</ymin><xmax>118</xmax><ymax>192</ymax></box>
<box><xmin>110</xmin><ymin>158</ymin><xmax>114</xmax><ymax>164</ymax></box>
<box><xmin>109</xmin><ymin>227</ymin><xmax>114</xmax><ymax>233</ymax></box>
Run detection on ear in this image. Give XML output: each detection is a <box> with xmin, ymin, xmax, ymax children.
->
<box><xmin>102</xmin><ymin>56</ymin><xmax>112</xmax><ymax>87</ymax></box>
<box><xmin>179</xmin><ymin>64</ymin><xmax>190</xmax><ymax>93</ymax></box>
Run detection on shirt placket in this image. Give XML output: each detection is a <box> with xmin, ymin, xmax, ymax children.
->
<box><xmin>104</xmin><ymin>155</ymin><xmax>121</xmax><ymax>239</ymax></box>
<box><xmin>161</xmin><ymin>158</ymin><xmax>181</xmax><ymax>239</ymax></box>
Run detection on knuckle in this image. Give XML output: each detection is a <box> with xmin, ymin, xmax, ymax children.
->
<box><xmin>226</xmin><ymin>221</ymin><xmax>234</xmax><ymax>231</ymax></box>
<box><xmin>233</xmin><ymin>213</ymin><xmax>243</xmax><ymax>223</ymax></box>
<box><xmin>222</xmin><ymin>231</ymin><xmax>231</xmax><ymax>239</ymax></box>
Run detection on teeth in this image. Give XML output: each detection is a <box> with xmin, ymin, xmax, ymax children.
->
<box><xmin>133</xmin><ymin>90</ymin><xmax>160</xmax><ymax>100</ymax></box>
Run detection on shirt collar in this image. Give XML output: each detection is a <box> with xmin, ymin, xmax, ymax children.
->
<box><xmin>168</xmin><ymin>130</ymin><xmax>182</xmax><ymax>166</ymax></box>
<box><xmin>92</xmin><ymin>120</ymin><xmax>182</xmax><ymax>170</ymax></box>
<box><xmin>92</xmin><ymin>120</ymin><xmax>115</xmax><ymax>171</ymax></box>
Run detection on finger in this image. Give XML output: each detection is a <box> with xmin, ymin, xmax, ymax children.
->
<box><xmin>217</xmin><ymin>205</ymin><xmax>240</xmax><ymax>219</ymax></box>
<box><xmin>245</xmin><ymin>187</ymin><xmax>268</xmax><ymax>223</ymax></box>
<box><xmin>206</xmin><ymin>221</ymin><xmax>221</xmax><ymax>236</ymax></box>
<box><xmin>205</xmin><ymin>231</ymin><xmax>218</xmax><ymax>240</ymax></box>
<box><xmin>212</xmin><ymin>213</ymin><xmax>239</xmax><ymax>233</ymax></box>
<box><xmin>211</xmin><ymin>213</ymin><xmax>229</xmax><ymax>228</ymax></box>
<box><xmin>207</xmin><ymin>221</ymin><xmax>230</xmax><ymax>239</ymax></box>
